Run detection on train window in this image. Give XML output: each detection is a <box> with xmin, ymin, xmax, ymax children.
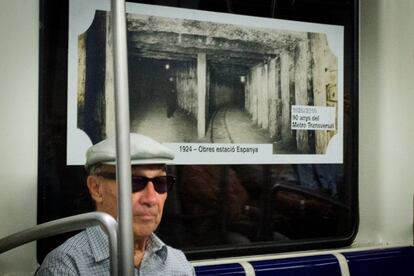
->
<box><xmin>157</xmin><ymin>164</ymin><xmax>353</xmax><ymax>258</ymax></box>
<box><xmin>38</xmin><ymin>0</ymin><xmax>358</xmax><ymax>262</ymax></box>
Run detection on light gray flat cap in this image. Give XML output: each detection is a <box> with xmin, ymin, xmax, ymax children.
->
<box><xmin>85</xmin><ymin>133</ymin><xmax>175</xmax><ymax>169</ymax></box>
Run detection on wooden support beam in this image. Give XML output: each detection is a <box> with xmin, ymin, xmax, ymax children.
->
<box><xmin>197</xmin><ymin>53</ymin><xmax>207</xmax><ymax>138</ymax></box>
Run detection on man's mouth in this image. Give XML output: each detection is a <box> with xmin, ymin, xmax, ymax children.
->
<box><xmin>135</xmin><ymin>213</ymin><xmax>156</xmax><ymax>221</ymax></box>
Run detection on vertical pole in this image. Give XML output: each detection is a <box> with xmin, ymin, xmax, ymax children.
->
<box><xmin>197</xmin><ymin>53</ymin><xmax>206</xmax><ymax>138</ymax></box>
<box><xmin>111</xmin><ymin>0</ymin><xmax>134</xmax><ymax>275</ymax></box>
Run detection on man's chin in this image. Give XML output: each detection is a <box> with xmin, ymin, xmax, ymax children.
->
<box><xmin>133</xmin><ymin>223</ymin><xmax>156</xmax><ymax>238</ymax></box>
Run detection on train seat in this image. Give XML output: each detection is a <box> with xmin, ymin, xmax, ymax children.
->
<box><xmin>193</xmin><ymin>246</ymin><xmax>414</xmax><ymax>276</ymax></box>
<box><xmin>194</xmin><ymin>254</ymin><xmax>342</xmax><ymax>275</ymax></box>
<box><xmin>250</xmin><ymin>254</ymin><xmax>341</xmax><ymax>275</ymax></box>
<box><xmin>343</xmin><ymin>246</ymin><xmax>414</xmax><ymax>276</ymax></box>
<box><xmin>195</xmin><ymin>263</ymin><xmax>246</xmax><ymax>275</ymax></box>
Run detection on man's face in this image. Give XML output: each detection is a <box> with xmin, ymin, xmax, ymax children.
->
<box><xmin>87</xmin><ymin>164</ymin><xmax>168</xmax><ymax>241</ymax></box>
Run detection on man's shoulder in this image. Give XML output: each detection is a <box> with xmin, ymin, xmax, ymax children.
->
<box><xmin>164</xmin><ymin>245</ymin><xmax>195</xmax><ymax>274</ymax></box>
<box><xmin>50</xmin><ymin>230</ymin><xmax>91</xmax><ymax>256</ymax></box>
<box><xmin>36</xmin><ymin>230</ymin><xmax>94</xmax><ymax>275</ymax></box>
<box><xmin>165</xmin><ymin>245</ymin><xmax>188</xmax><ymax>260</ymax></box>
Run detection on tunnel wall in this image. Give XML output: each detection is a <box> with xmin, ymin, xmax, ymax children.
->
<box><xmin>245</xmin><ymin>33</ymin><xmax>338</xmax><ymax>154</ymax></box>
<box><xmin>210</xmin><ymin>71</ymin><xmax>244</xmax><ymax>110</ymax></box>
<box><xmin>212</xmin><ymin>83</ymin><xmax>234</xmax><ymax>107</ymax></box>
<box><xmin>175</xmin><ymin>61</ymin><xmax>198</xmax><ymax>119</ymax></box>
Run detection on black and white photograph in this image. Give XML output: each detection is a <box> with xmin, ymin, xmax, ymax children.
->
<box><xmin>67</xmin><ymin>0</ymin><xmax>344</xmax><ymax>165</ymax></box>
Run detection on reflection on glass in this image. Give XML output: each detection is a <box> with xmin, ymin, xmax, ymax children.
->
<box><xmin>158</xmin><ymin>164</ymin><xmax>351</xmax><ymax>251</ymax></box>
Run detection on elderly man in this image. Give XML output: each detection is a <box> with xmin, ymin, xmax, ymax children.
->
<box><xmin>36</xmin><ymin>133</ymin><xmax>195</xmax><ymax>275</ymax></box>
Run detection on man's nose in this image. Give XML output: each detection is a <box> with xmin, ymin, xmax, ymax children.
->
<box><xmin>138</xmin><ymin>181</ymin><xmax>158</xmax><ymax>205</ymax></box>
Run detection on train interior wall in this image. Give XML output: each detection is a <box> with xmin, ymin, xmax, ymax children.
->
<box><xmin>0</xmin><ymin>0</ymin><xmax>414</xmax><ymax>274</ymax></box>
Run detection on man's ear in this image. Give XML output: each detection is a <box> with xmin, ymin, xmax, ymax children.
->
<box><xmin>87</xmin><ymin>175</ymin><xmax>103</xmax><ymax>203</ymax></box>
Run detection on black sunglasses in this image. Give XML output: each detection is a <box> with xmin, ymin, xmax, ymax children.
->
<box><xmin>96</xmin><ymin>172</ymin><xmax>175</xmax><ymax>194</ymax></box>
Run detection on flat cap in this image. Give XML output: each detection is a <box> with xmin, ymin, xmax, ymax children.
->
<box><xmin>85</xmin><ymin>133</ymin><xmax>175</xmax><ymax>169</ymax></box>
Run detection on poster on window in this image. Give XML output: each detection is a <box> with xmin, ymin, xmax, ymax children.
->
<box><xmin>67</xmin><ymin>0</ymin><xmax>344</xmax><ymax>165</ymax></box>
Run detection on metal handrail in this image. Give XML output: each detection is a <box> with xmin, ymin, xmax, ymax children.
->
<box><xmin>0</xmin><ymin>212</ymin><xmax>119</xmax><ymax>276</ymax></box>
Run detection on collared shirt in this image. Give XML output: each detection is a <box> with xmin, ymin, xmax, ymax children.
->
<box><xmin>36</xmin><ymin>226</ymin><xmax>195</xmax><ymax>276</ymax></box>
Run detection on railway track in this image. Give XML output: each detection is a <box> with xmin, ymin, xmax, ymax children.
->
<box><xmin>209</xmin><ymin>106</ymin><xmax>234</xmax><ymax>144</ymax></box>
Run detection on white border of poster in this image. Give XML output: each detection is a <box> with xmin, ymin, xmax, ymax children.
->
<box><xmin>67</xmin><ymin>0</ymin><xmax>344</xmax><ymax>165</ymax></box>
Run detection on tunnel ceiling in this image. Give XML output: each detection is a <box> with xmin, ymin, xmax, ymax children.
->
<box><xmin>126</xmin><ymin>13</ymin><xmax>305</xmax><ymax>69</ymax></box>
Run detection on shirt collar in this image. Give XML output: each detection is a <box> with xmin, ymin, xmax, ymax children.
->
<box><xmin>86</xmin><ymin>226</ymin><xmax>110</xmax><ymax>262</ymax></box>
<box><xmin>146</xmin><ymin>233</ymin><xmax>168</xmax><ymax>263</ymax></box>
<box><xmin>86</xmin><ymin>226</ymin><xmax>168</xmax><ymax>263</ymax></box>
